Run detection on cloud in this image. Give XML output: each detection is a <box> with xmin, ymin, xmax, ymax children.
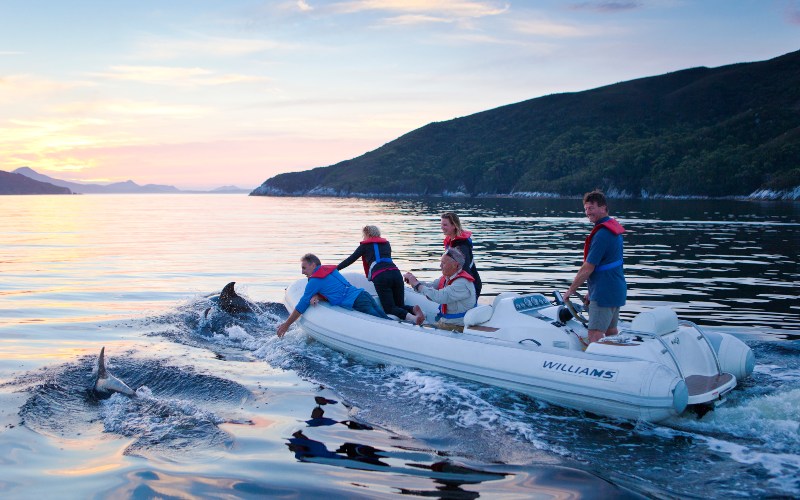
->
<box><xmin>0</xmin><ymin>50</ymin><xmax>24</xmax><ymax>56</ymax></box>
<box><xmin>0</xmin><ymin>74</ymin><xmax>91</xmax><ymax>103</ymax></box>
<box><xmin>53</xmin><ymin>98</ymin><xmax>210</xmax><ymax>117</ymax></box>
<box><xmin>568</xmin><ymin>1</ymin><xmax>643</xmax><ymax>13</ymax></box>
<box><xmin>0</xmin><ymin>118</ymin><xmax>113</xmax><ymax>173</ymax></box>
<box><xmin>134</xmin><ymin>34</ymin><xmax>283</xmax><ymax>60</ymax></box>
<box><xmin>439</xmin><ymin>32</ymin><xmax>516</xmax><ymax>44</ymax></box>
<box><xmin>380</xmin><ymin>14</ymin><xmax>454</xmax><ymax>25</ymax></box>
<box><xmin>511</xmin><ymin>18</ymin><xmax>590</xmax><ymax>37</ymax></box>
<box><xmin>95</xmin><ymin>65</ymin><xmax>268</xmax><ymax>87</ymax></box>
<box><xmin>103</xmin><ymin>101</ymin><xmax>209</xmax><ymax>117</ymax></box>
<box><xmin>331</xmin><ymin>0</ymin><xmax>509</xmax><ymax>19</ymax></box>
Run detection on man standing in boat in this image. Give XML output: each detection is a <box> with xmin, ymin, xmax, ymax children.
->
<box><xmin>276</xmin><ymin>253</ymin><xmax>389</xmax><ymax>338</ymax></box>
<box><xmin>403</xmin><ymin>248</ymin><xmax>476</xmax><ymax>332</ymax></box>
<box><xmin>564</xmin><ymin>190</ymin><xmax>627</xmax><ymax>343</ymax></box>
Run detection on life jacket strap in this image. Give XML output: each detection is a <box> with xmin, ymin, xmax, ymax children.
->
<box><xmin>367</xmin><ymin>243</ymin><xmax>394</xmax><ymax>280</ymax></box>
<box><xmin>596</xmin><ymin>259</ymin><xmax>623</xmax><ymax>272</ymax></box>
<box><xmin>436</xmin><ymin>307</ymin><xmax>467</xmax><ymax>321</ymax></box>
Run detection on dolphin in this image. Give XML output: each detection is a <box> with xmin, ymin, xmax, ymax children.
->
<box><xmin>92</xmin><ymin>347</ymin><xmax>136</xmax><ymax>398</ymax></box>
<box><xmin>218</xmin><ymin>281</ymin><xmax>254</xmax><ymax>315</ymax></box>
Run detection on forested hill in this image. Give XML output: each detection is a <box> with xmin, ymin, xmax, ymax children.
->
<box><xmin>252</xmin><ymin>49</ymin><xmax>800</xmax><ymax>199</ymax></box>
<box><xmin>0</xmin><ymin>170</ymin><xmax>72</xmax><ymax>195</ymax></box>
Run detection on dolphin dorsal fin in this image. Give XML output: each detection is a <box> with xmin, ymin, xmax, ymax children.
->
<box><xmin>220</xmin><ymin>282</ymin><xmax>237</xmax><ymax>300</ymax></box>
<box><xmin>98</xmin><ymin>346</ymin><xmax>107</xmax><ymax>378</ymax></box>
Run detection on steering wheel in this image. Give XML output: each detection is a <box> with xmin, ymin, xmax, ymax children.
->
<box><xmin>563</xmin><ymin>292</ymin><xmax>589</xmax><ymax>327</ymax></box>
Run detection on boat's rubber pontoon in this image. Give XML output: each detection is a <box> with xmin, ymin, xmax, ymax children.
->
<box><xmin>285</xmin><ymin>273</ymin><xmax>754</xmax><ymax>422</ymax></box>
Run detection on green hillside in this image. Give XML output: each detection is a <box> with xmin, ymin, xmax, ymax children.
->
<box><xmin>253</xmin><ymin>50</ymin><xmax>800</xmax><ymax>198</ymax></box>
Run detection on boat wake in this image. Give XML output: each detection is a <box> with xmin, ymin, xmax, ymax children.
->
<box><xmin>139</xmin><ymin>290</ymin><xmax>800</xmax><ymax>497</ymax></box>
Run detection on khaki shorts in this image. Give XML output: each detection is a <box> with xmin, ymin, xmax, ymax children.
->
<box><xmin>588</xmin><ymin>303</ymin><xmax>620</xmax><ymax>331</ymax></box>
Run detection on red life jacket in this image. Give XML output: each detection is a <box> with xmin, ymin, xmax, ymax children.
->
<box><xmin>583</xmin><ymin>218</ymin><xmax>625</xmax><ymax>261</ymax></box>
<box><xmin>359</xmin><ymin>237</ymin><xmax>390</xmax><ymax>276</ymax></box>
<box><xmin>436</xmin><ymin>270</ymin><xmax>475</xmax><ymax>315</ymax></box>
<box><xmin>443</xmin><ymin>230</ymin><xmax>472</xmax><ymax>249</ymax></box>
<box><xmin>310</xmin><ymin>265</ymin><xmax>337</xmax><ymax>279</ymax></box>
<box><xmin>308</xmin><ymin>264</ymin><xmax>338</xmax><ymax>302</ymax></box>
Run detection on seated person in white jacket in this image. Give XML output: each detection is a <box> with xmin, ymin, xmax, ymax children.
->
<box><xmin>403</xmin><ymin>247</ymin><xmax>476</xmax><ymax>331</ymax></box>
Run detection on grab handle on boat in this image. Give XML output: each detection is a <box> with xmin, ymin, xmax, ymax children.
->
<box><xmin>679</xmin><ymin>320</ymin><xmax>723</xmax><ymax>375</ymax></box>
<box><xmin>653</xmin><ymin>335</ymin><xmax>685</xmax><ymax>379</ymax></box>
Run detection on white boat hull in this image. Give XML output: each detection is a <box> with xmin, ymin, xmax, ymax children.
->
<box><xmin>285</xmin><ymin>273</ymin><xmax>753</xmax><ymax>423</ymax></box>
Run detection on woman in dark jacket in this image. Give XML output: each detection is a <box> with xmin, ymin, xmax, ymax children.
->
<box><xmin>338</xmin><ymin>225</ymin><xmax>425</xmax><ymax>325</ymax></box>
<box><xmin>440</xmin><ymin>212</ymin><xmax>482</xmax><ymax>299</ymax></box>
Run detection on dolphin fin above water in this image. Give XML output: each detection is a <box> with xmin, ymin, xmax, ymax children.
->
<box><xmin>218</xmin><ymin>281</ymin><xmax>254</xmax><ymax>315</ymax></box>
<box><xmin>93</xmin><ymin>347</ymin><xmax>136</xmax><ymax>398</ymax></box>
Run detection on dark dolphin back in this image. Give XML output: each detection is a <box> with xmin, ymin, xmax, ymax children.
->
<box><xmin>219</xmin><ymin>282</ymin><xmax>254</xmax><ymax>315</ymax></box>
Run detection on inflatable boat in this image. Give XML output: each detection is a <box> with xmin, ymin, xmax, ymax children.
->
<box><xmin>284</xmin><ymin>273</ymin><xmax>754</xmax><ymax>423</ymax></box>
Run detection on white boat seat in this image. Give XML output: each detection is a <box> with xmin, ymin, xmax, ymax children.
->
<box><xmin>631</xmin><ymin>306</ymin><xmax>679</xmax><ymax>335</ymax></box>
<box><xmin>492</xmin><ymin>292</ymin><xmax>518</xmax><ymax>309</ymax></box>
<box><xmin>464</xmin><ymin>304</ymin><xmax>493</xmax><ymax>326</ymax></box>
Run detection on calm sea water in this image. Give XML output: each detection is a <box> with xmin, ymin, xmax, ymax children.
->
<box><xmin>0</xmin><ymin>194</ymin><xmax>798</xmax><ymax>499</ymax></box>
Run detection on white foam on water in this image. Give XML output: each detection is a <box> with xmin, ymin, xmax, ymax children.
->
<box><xmin>700</xmin><ymin>436</ymin><xmax>800</xmax><ymax>493</ymax></box>
<box><xmin>689</xmin><ymin>388</ymin><xmax>800</xmax><ymax>446</ymax></box>
<box><xmin>100</xmin><ymin>389</ymin><xmax>224</xmax><ymax>437</ymax></box>
<box><xmin>755</xmin><ymin>363</ymin><xmax>800</xmax><ymax>383</ymax></box>
<box><xmin>380</xmin><ymin>368</ymin><xmax>571</xmax><ymax>457</ymax></box>
<box><xmin>658</xmin><ymin>388</ymin><xmax>800</xmax><ymax>495</ymax></box>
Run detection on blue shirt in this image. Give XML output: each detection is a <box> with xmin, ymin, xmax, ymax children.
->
<box><xmin>296</xmin><ymin>267</ymin><xmax>363</xmax><ymax>314</ymax></box>
<box><xmin>586</xmin><ymin>217</ymin><xmax>627</xmax><ymax>307</ymax></box>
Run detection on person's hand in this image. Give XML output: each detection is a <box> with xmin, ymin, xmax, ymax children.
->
<box><xmin>310</xmin><ymin>295</ymin><xmax>320</xmax><ymax>306</ymax></box>
<box><xmin>276</xmin><ymin>322</ymin><xmax>289</xmax><ymax>338</ymax></box>
<box><xmin>403</xmin><ymin>272</ymin><xmax>418</xmax><ymax>288</ymax></box>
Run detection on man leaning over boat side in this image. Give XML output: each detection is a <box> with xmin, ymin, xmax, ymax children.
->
<box><xmin>564</xmin><ymin>190</ymin><xmax>627</xmax><ymax>344</ymax></box>
<box><xmin>276</xmin><ymin>253</ymin><xmax>389</xmax><ymax>338</ymax></box>
<box><xmin>403</xmin><ymin>248</ymin><xmax>476</xmax><ymax>332</ymax></box>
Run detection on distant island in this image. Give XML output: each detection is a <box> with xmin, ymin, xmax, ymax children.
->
<box><xmin>0</xmin><ymin>167</ymin><xmax>251</xmax><ymax>195</ymax></box>
<box><xmin>0</xmin><ymin>170</ymin><xmax>72</xmax><ymax>195</ymax></box>
<box><xmin>252</xmin><ymin>49</ymin><xmax>800</xmax><ymax>200</ymax></box>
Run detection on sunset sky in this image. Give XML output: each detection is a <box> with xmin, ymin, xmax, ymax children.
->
<box><xmin>1</xmin><ymin>1</ymin><xmax>798</xmax><ymax>190</ymax></box>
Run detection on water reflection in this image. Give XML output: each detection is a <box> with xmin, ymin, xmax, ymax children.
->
<box><xmin>380</xmin><ymin>197</ymin><xmax>799</xmax><ymax>332</ymax></box>
<box><xmin>1</xmin><ymin>195</ymin><xmax>796</xmax><ymax>334</ymax></box>
<box><xmin>306</xmin><ymin>396</ymin><xmax>374</xmax><ymax>430</ymax></box>
<box><xmin>286</xmin><ymin>396</ymin><xmax>510</xmax><ymax>497</ymax></box>
<box><xmin>287</xmin><ymin>429</ymin><xmax>509</xmax><ymax>497</ymax></box>
<box><xmin>286</xmin><ymin>396</ymin><xmax>651</xmax><ymax>499</ymax></box>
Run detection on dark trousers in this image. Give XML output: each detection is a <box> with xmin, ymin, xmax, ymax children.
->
<box><xmin>372</xmin><ymin>269</ymin><xmax>414</xmax><ymax>319</ymax></box>
<box><xmin>352</xmin><ymin>291</ymin><xmax>390</xmax><ymax>319</ymax></box>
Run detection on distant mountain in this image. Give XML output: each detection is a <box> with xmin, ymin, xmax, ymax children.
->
<box><xmin>0</xmin><ymin>170</ymin><xmax>72</xmax><ymax>195</ymax></box>
<box><xmin>253</xmin><ymin>49</ymin><xmax>800</xmax><ymax>199</ymax></box>
<box><xmin>208</xmin><ymin>185</ymin><xmax>250</xmax><ymax>193</ymax></box>
<box><xmin>13</xmin><ymin>167</ymin><xmax>181</xmax><ymax>194</ymax></box>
